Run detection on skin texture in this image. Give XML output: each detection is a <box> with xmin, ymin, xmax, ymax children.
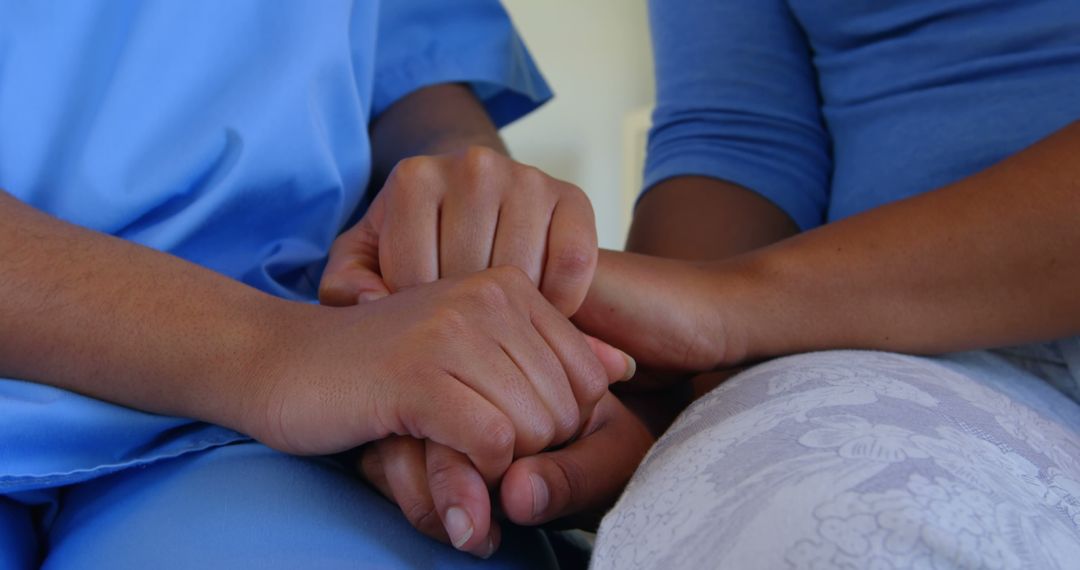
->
<box><xmin>321</xmin><ymin>146</ymin><xmax>600</xmax><ymax>319</ymax></box>
<box><xmin>0</xmin><ymin>190</ymin><xmax>627</xmax><ymax>477</ymax></box>
<box><xmin>354</xmin><ymin>109</ymin><xmax>1080</xmax><ymax>558</ymax></box>
<box><xmin>346</xmin><ymin>184</ymin><xmax>801</xmax><ymax>553</ymax></box>
<box><xmin>523</xmin><ymin>118</ymin><xmax>1080</xmax><ymax>544</ymax></box>
<box><xmin>577</xmin><ymin>119</ymin><xmax>1080</xmax><ymax>367</ymax></box>
<box><xmin>336</xmin><ymin>85</ymin><xmax>654</xmax><ymax>557</ymax></box>
<box><xmin>0</xmin><ymin>85</ymin><xmax>633</xmax><ymax>559</ymax></box>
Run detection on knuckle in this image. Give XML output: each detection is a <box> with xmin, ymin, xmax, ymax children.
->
<box><xmin>489</xmin><ymin>264</ymin><xmax>531</xmax><ymax>290</ymax></box>
<box><xmin>462</xmin><ymin>145</ymin><xmax>501</xmax><ymax>176</ymax></box>
<box><xmin>425</xmin><ymin>455</ymin><xmax>460</xmax><ymax>496</ymax></box>
<box><xmin>392</xmin><ymin>156</ymin><xmax>437</xmax><ymax>181</ymax></box>
<box><xmin>426</xmin><ymin>305</ymin><xmax>471</xmax><ymax>341</ymax></box>
<box><xmin>551</xmin><ymin>243</ymin><xmax>596</xmax><ymax>282</ymax></box>
<box><xmin>479</xmin><ymin>415</ymin><xmax>516</xmax><ymax>458</ymax></box>
<box><xmin>461</xmin><ymin>271</ymin><xmax>513</xmax><ymax>309</ymax></box>
<box><xmin>388</xmin><ymin>158</ymin><xmax>440</xmax><ymax>204</ymax></box>
<box><xmin>518</xmin><ymin>165</ymin><xmax>551</xmax><ymax>189</ymax></box>
<box><xmin>526</xmin><ymin>414</ymin><xmax>557</xmax><ymax>452</ymax></box>
<box><xmin>401</xmin><ymin>497</ymin><xmax>441</xmax><ymax>535</ymax></box>
<box><xmin>560</xmin><ymin>182</ymin><xmax>593</xmax><ymax>208</ymax></box>
<box><xmin>577</xmin><ymin>361</ymin><xmax>609</xmax><ymax>405</ymax></box>
<box><xmin>552</xmin><ymin>405</ymin><xmax>581</xmax><ymax>443</ymax></box>
<box><xmin>552</xmin><ymin>455</ymin><xmax>587</xmax><ymax>508</ymax></box>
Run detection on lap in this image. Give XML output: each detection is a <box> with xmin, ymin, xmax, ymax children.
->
<box><xmin>594</xmin><ymin>350</ymin><xmax>1080</xmax><ymax>569</ymax></box>
<box><xmin>43</xmin><ymin>443</ymin><xmax>556</xmax><ymax>570</ymax></box>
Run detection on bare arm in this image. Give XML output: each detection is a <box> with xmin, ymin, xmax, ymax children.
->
<box><xmin>0</xmin><ymin>84</ymin><xmax>521</xmax><ymax>437</ymax></box>
<box><xmin>0</xmin><ymin>85</ymin><xmax>623</xmax><ymax>489</ymax></box>
<box><xmin>327</xmin><ymin>83</ymin><xmax>637</xmax><ymax>557</ymax></box>
<box><xmin>577</xmin><ymin>119</ymin><xmax>1080</xmax><ymax>372</ymax></box>
<box><xmin>612</xmin><ymin>176</ymin><xmax>798</xmax><ymax>433</ymax></box>
<box><xmin>740</xmin><ymin>119</ymin><xmax>1080</xmax><ymax>359</ymax></box>
<box><xmin>0</xmin><ymin>189</ymin><xmax>281</xmax><ymax>433</ymax></box>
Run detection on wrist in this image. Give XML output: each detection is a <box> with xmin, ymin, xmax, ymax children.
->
<box><xmin>205</xmin><ymin>294</ymin><xmax>311</xmax><ymax>440</ymax></box>
<box><xmin>692</xmin><ymin>257</ymin><xmax>756</xmax><ymax>367</ymax></box>
<box><xmin>707</xmin><ymin>247</ymin><xmax>810</xmax><ymax>364</ymax></box>
<box><xmin>577</xmin><ymin>251</ymin><xmax>732</xmax><ymax>372</ymax></box>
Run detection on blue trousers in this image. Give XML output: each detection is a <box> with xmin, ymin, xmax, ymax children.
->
<box><xmin>1</xmin><ymin>444</ymin><xmax>556</xmax><ymax>569</ymax></box>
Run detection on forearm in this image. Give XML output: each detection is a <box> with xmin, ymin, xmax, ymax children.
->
<box><xmin>0</xmin><ymin>190</ymin><xmax>290</xmax><ymax>432</ymax></box>
<box><xmin>584</xmin><ymin>119</ymin><xmax>1080</xmax><ymax>373</ymax></box>
<box><xmin>369</xmin><ymin>83</ymin><xmax>508</xmax><ymax>189</ymax></box>
<box><xmin>738</xmin><ymin>120</ymin><xmax>1080</xmax><ymax>357</ymax></box>
<box><xmin>580</xmin><ymin>178</ymin><xmax>795</xmax><ymax>430</ymax></box>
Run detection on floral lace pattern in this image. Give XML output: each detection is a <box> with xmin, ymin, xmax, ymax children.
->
<box><xmin>593</xmin><ymin>349</ymin><xmax>1080</xmax><ymax>569</ymax></box>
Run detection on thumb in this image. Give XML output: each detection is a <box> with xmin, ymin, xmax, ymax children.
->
<box><xmin>498</xmin><ymin>393</ymin><xmax>653</xmax><ymax>528</ymax></box>
<box><xmin>583</xmin><ymin>334</ymin><xmax>636</xmax><ymax>384</ymax></box>
<box><xmin>319</xmin><ymin>202</ymin><xmax>392</xmax><ymax>306</ymax></box>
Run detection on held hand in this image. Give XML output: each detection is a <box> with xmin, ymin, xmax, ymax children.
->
<box><xmin>358</xmin><ymin>392</ymin><xmax>654</xmax><ymax>557</ymax></box>
<box><xmin>320</xmin><ymin>146</ymin><xmax>598</xmax><ymax>317</ymax></box>
<box><xmin>249</xmin><ymin>267</ymin><xmax>634</xmax><ymax>484</ymax></box>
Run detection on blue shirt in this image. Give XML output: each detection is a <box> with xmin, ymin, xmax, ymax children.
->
<box><xmin>645</xmin><ymin>0</ymin><xmax>1080</xmax><ymax>230</ymax></box>
<box><xmin>0</xmin><ymin>0</ymin><xmax>550</xmax><ymax>493</ymax></box>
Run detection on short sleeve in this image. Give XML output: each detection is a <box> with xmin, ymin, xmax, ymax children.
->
<box><xmin>371</xmin><ymin>0</ymin><xmax>552</xmax><ymax>128</ymax></box>
<box><xmin>644</xmin><ymin>0</ymin><xmax>832</xmax><ymax>231</ymax></box>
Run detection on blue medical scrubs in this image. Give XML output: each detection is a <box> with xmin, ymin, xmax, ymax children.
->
<box><xmin>0</xmin><ymin>1</ymin><xmax>553</xmax><ymax>567</ymax></box>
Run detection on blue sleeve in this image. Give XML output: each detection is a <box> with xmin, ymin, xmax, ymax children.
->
<box><xmin>644</xmin><ymin>0</ymin><xmax>832</xmax><ymax>231</ymax></box>
<box><xmin>372</xmin><ymin>0</ymin><xmax>552</xmax><ymax>128</ymax></box>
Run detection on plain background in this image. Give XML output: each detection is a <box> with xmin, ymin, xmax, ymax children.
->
<box><xmin>501</xmin><ymin>0</ymin><xmax>656</xmax><ymax>249</ymax></box>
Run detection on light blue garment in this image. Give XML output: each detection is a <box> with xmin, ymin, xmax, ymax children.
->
<box><xmin>0</xmin><ymin>0</ymin><xmax>551</xmax><ymax>498</ymax></box>
<box><xmin>644</xmin><ymin>0</ymin><xmax>1080</xmax><ymax>230</ymax></box>
<box><xmin>4</xmin><ymin>443</ymin><xmax>557</xmax><ymax>569</ymax></box>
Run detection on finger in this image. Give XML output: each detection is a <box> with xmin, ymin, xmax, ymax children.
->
<box><xmin>448</xmin><ymin>334</ymin><xmax>559</xmax><ymax>457</ymax></box>
<box><xmin>486</xmin><ymin>520</ymin><xmax>503</xmax><ymax>560</ymax></box>
<box><xmin>528</xmin><ymin>296</ymin><xmax>634</xmax><ymax>422</ymax></box>
<box><xmin>438</xmin><ymin>173</ymin><xmax>500</xmax><ymax>279</ymax></box>
<box><xmin>583</xmin><ymin>334</ymin><xmax>637</xmax><ymax>385</ymax></box>
<box><xmin>397</xmin><ymin>374</ymin><xmax>515</xmax><ymax>485</ymax></box>
<box><xmin>427</xmin><ymin>441</ymin><xmax>497</xmax><ymax>558</ymax></box>
<box><xmin>499</xmin><ymin>393</ymin><xmax>653</xmax><ymax>528</ymax></box>
<box><xmin>357</xmin><ymin>444</ymin><xmax>394</xmax><ymax>499</ymax></box>
<box><xmin>379</xmin><ymin>158</ymin><xmax>442</xmax><ymax>291</ymax></box>
<box><xmin>489</xmin><ymin>182</ymin><xmax>557</xmax><ymax>285</ymax></box>
<box><xmin>489</xmin><ymin>279</ymin><xmax>579</xmax><ymax>445</ymax></box>
<box><xmin>319</xmin><ymin>200</ymin><xmax>391</xmax><ymax>306</ymax></box>
<box><xmin>378</xmin><ymin>437</ymin><xmax>450</xmax><ymax>542</ymax></box>
<box><xmin>499</xmin><ymin>325</ymin><xmax>580</xmax><ymax>447</ymax></box>
<box><xmin>539</xmin><ymin>189</ymin><xmax>598</xmax><ymax>316</ymax></box>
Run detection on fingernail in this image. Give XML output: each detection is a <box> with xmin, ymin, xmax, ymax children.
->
<box><xmin>480</xmin><ymin>537</ymin><xmax>496</xmax><ymax>559</ymax></box>
<box><xmin>357</xmin><ymin>290</ymin><xmax>388</xmax><ymax>303</ymax></box>
<box><xmin>529</xmin><ymin>473</ymin><xmax>549</xmax><ymax>520</ymax></box>
<box><xmin>444</xmin><ymin>507</ymin><xmax>474</xmax><ymax>550</ymax></box>
<box><xmin>620</xmin><ymin>351</ymin><xmax>637</xmax><ymax>382</ymax></box>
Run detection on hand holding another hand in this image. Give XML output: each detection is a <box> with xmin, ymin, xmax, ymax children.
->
<box><xmin>358</xmin><ymin>392</ymin><xmax>654</xmax><ymax>558</ymax></box>
<box><xmin>320</xmin><ymin>145</ymin><xmax>599</xmax><ymax>317</ymax></box>
<box><xmin>312</xmin><ymin>147</ymin><xmax>648</xmax><ymax>556</ymax></box>
<box><xmin>250</xmin><ymin>266</ymin><xmax>633</xmax><ymax>486</ymax></box>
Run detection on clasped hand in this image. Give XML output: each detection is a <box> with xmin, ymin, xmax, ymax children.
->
<box><xmin>312</xmin><ymin>147</ymin><xmax>652</xmax><ymax>557</ymax></box>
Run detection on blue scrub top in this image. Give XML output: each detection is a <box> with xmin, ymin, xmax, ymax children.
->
<box><xmin>644</xmin><ymin>0</ymin><xmax>1080</xmax><ymax>230</ymax></box>
<box><xmin>0</xmin><ymin>0</ymin><xmax>551</xmax><ymax>494</ymax></box>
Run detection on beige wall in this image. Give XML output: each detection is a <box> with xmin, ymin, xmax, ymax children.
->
<box><xmin>501</xmin><ymin>0</ymin><xmax>655</xmax><ymax>249</ymax></box>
